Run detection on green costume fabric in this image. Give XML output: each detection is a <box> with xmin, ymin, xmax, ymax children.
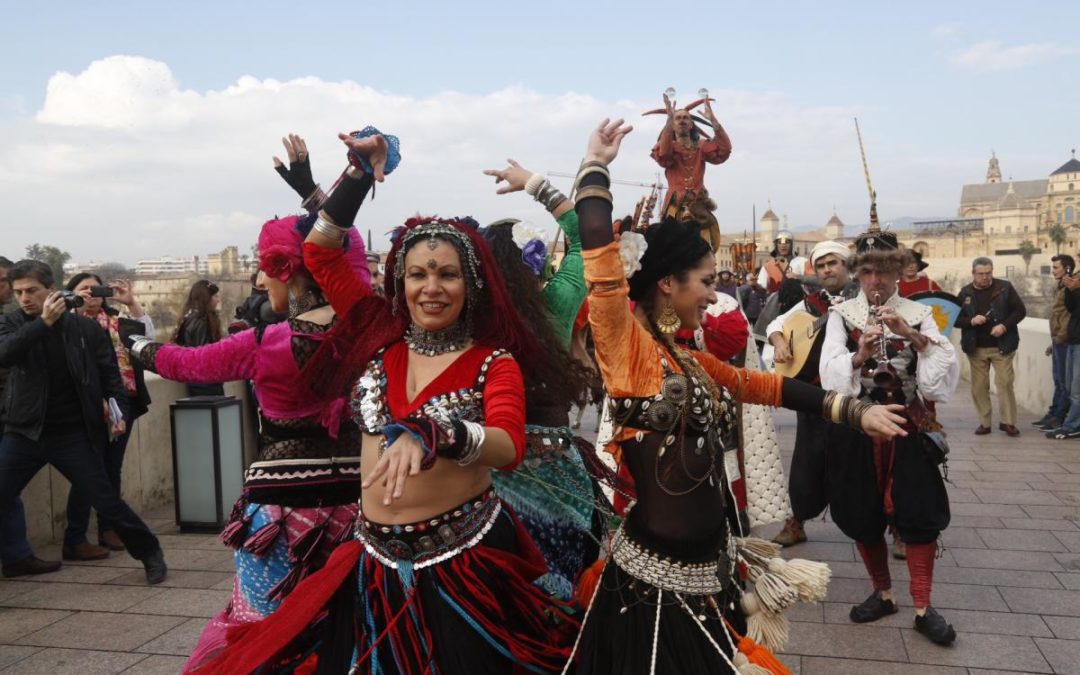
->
<box><xmin>541</xmin><ymin>210</ymin><xmax>586</xmax><ymax>348</ymax></box>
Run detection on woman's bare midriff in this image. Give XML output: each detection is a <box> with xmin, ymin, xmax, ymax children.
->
<box><xmin>358</xmin><ymin>433</ymin><xmax>493</xmax><ymax>524</ymax></box>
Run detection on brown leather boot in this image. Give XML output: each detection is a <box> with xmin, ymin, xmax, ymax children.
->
<box><xmin>98</xmin><ymin>530</ymin><xmax>125</xmax><ymax>552</ymax></box>
<box><xmin>772</xmin><ymin>518</ymin><xmax>807</xmax><ymax>547</ymax></box>
<box><xmin>62</xmin><ymin>541</ymin><xmax>110</xmax><ymax>561</ymax></box>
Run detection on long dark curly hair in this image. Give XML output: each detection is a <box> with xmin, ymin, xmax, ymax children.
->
<box><xmin>483</xmin><ymin>221</ymin><xmax>592</xmax><ymax>406</ymax></box>
<box><xmin>172</xmin><ymin>279</ymin><xmax>222</xmax><ymax>343</ymax></box>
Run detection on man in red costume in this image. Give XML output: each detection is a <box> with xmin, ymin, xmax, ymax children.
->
<box><xmin>650</xmin><ymin>95</ymin><xmax>731</xmax><ymax>251</ymax></box>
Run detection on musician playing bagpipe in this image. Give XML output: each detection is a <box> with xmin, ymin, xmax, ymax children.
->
<box><xmin>764</xmin><ymin>240</ymin><xmax>857</xmax><ymax>547</ymax></box>
<box><xmin>820</xmin><ymin>225</ymin><xmax>961</xmax><ymax>646</ymax></box>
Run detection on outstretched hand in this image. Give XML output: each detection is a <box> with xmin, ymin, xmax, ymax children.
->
<box><xmin>861</xmin><ymin>403</ymin><xmax>908</xmax><ymax>439</ymax></box>
<box><xmin>585</xmin><ymin>118</ymin><xmax>633</xmax><ymax>167</ymax></box>
<box><xmin>482</xmin><ymin>159</ymin><xmax>532</xmax><ymax>195</ymax></box>
<box><xmin>272</xmin><ymin>133</ymin><xmax>317</xmax><ymax>198</ymax></box>
<box><xmin>341</xmin><ymin>132</ymin><xmax>388</xmax><ymax>182</ymax></box>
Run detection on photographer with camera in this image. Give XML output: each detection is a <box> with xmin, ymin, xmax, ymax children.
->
<box><xmin>0</xmin><ymin>260</ymin><xmax>166</xmax><ymax>584</ymax></box>
<box><xmin>61</xmin><ymin>273</ymin><xmax>155</xmax><ymax>559</ymax></box>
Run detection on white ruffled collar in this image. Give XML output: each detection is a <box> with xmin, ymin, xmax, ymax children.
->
<box><xmin>834</xmin><ymin>290</ymin><xmax>931</xmax><ymax>334</ymax></box>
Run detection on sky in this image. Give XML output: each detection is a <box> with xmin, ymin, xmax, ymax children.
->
<box><xmin>1</xmin><ymin>0</ymin><xmax>1078</xmax><ymax>266</ymax></box>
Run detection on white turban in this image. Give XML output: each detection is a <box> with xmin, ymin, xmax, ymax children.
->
<box><xmin>811</xmin><ymin>240</ymin><xmax>850</xmax><ymax>266</ymax></box>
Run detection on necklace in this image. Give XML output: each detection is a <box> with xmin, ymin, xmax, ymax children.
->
<box><xmin>405</xmin><ymin>321</ymin><xmax>470</xmax><ymax>356</ymax></box>
<box><xmin>288</xmin><ymin>289</ymin><xmax>326</xmax><ymax>318</ymax></box>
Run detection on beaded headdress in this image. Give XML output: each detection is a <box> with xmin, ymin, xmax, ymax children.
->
<box><xmin>392</xmin><ymin>218</ymin><xmax>484</xmax><ymax>290</ymax></box>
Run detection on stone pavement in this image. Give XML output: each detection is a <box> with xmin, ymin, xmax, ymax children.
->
<box><xmin>0</xmin><ymin>392</ymin><xmax>1076</xmax><ymax>673</ymax></box>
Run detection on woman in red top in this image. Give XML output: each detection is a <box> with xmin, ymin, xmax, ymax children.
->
<box><xmin>897</xmin><ymin>251</ymin><xmax>942</xmax><ymax>298</ymax></box>
<box><xmin>195</xmin><ymin>132</ymin><xmax>576</xmax><ymax>675</ymax></box>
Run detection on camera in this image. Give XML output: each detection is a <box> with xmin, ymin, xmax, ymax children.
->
<box><xmin>89</xmin><ymin>286</ymin><xmax>114</xmax><ymax>298</ymax></box>
<box><xmin>59</xmin><ymin>291</ymin><xmax>84</xmax><ymax>309</ymax></box>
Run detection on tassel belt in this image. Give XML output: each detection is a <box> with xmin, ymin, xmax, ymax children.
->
<box><xmin>355</xmin><ymin>488</ymin><xmax>500</xmax><ymax>570</ymax></box>
<box><xmin>611</xmin><ymin>525</ymin><xmax>730</xmax><ymax>595</ymax></box>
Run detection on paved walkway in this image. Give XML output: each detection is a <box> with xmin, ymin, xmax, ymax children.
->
<box><xmin>0</xmin><ymin>392</ymin><xmax>1076</xmax><ymax>673</ymax></box>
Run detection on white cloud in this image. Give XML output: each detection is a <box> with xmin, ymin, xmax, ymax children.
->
<box><xmin>3</xmin><ymin>55</ymin><xmax>936</xmax><ymax>266</ymax></box>
<box><xmin>952</xmin><ymin>40</ymin><xmax>1079</xmax><ymax>71</ymax></box>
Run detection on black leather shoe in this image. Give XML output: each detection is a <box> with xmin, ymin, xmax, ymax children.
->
<box><xmin>849</xmin><ymin>591</ymin><xmax>899</xmax><ymax>623</ymax></box>
<box><xmin>2</xmin><ymin>555</ymin><xmax>62</xmax><ymax>578</ymax></box>
<box><xmin>142</xmin><ymin>549</ymin><xmax>168</xmax><ymax>585</ymax></box>
<box><xmin>914</xmin><ymin>607</ymin><xmax>956</xmax><ymax>645</ymax></box>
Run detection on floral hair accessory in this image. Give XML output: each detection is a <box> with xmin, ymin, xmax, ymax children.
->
<box><xmin>348</xmin><ymin>126</ymin><xmax>402</xmax><ymax>176</ymax></box>
<box><xmin>619</xmin><ymin>231</ymin><xmax>648</xmax><ymax>279</ymax></box>
<box><xmin>510</xmin><ymin>222</ymin><xmax>548</xmax><ymax>277</ymax></box>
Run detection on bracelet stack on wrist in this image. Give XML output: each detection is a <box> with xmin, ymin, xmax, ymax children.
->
<box><xmin>313</xmin><ymin>214</ymin><xmax>347</xmax><ymax>243</ymax></box>
<box><xmin>301</xmin><ymin>185</ymin><xmax>327</xmax><ymax>213</ymax></box>
<box><xmin>822</xmin><ymin>391</ymin><xmax>876</xmax><ymax>430</ymax></box>
<box><xmin>444</xmin><ymin>419</ymin><xmax>485</xmax><ymax>466</ymax></box>
<box><xmin>574</xmin><ymin>160</ymin><xmax>612</xmax><ymax>206</ymax></box>
<box><xmin>525</xmin><ymin>173</ymin><xmax>568</xmax><ymax>214</ymax></box>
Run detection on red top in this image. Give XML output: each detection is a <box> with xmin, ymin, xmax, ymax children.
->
<box><xmin>303</xmin><ymin>241</ymin><xmax>527</xmax><ymax>467</ymax></box>
<box><xmin>898</xmin><ymin>276</ymin><xmax>942</xmax><ymax>298</ymax></box>
<box><xmin>381</xmin><ymin>342</ymin><xmax>526</xmax><ymax>468</ymax></box>
<box><xmin>651</xmin><ymin>129</ymin><xmax>732</xmax><ymax>213</ymax></box>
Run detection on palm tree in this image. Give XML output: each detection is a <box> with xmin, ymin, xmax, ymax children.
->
<box><xmin>1048</xmin><ymin>223</ymin><xmax>1069</xmax><ymax>255</ymax></box>
<box><xmin>1017</xmin><ymin>240</ymin><xmax>1038</xmax><ymax>276</ymax></box>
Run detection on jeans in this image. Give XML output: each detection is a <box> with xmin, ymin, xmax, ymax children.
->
<box><xmin>1060</xmin><ymin>344</ymin><xmax>1080</xmax><ymax>432</ymax></box>
<box><xmin>0</xmin><ymin>429</ymin><xmax>159</xmax><ymax>559</ymax></box>
<box><xmin>1050</xmin><ymin>342</ymin><xmax>1071</xmax><ymax>421</ymax></box>
<box><xmin>0</xmin><ymin>496</ymin><xmax>33</xmax><ymax>565</ymax></box>
<box><xmin>64</xmin><ymin>423</ymin><xmax>132</xmax><ymax>545</ymax></box>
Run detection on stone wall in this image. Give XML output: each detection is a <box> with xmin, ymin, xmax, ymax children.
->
<box><xmin>21</xmin><ymin>375</ymin><xmax>258</xmax><ymax>548</ymax></box>
<box><xmin>953</xmin><ymin>317</ymin><xmax>1053</xmax><ymax>416</ymax></box>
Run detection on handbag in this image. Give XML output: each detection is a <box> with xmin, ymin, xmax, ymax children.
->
<box><xmin>920</xmin><ymin>430</ymin><xmax>950</xmax><ymax>466</ymax></box>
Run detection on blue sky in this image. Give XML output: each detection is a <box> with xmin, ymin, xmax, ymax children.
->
<box><xmin>1</xmin><ymin>1</ymin><xmax>1077</xmax><ymax>263</ymax></box>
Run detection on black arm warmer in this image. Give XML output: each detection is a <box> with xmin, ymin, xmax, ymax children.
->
<box><xmin>780</xmin><ymin>376</ymin><xmax>827</xmax><ymax>416</ymax></box>
<box><xmin>322</xmin><ymin>171</ymin><xmax>374</xmax><ymax>229</ymax></box>
<box><xmin>576</xmin><ymin>170</ymin><xmax>616</xmax><ymax>251</ymax></box>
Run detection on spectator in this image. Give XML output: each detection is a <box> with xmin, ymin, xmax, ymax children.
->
<box><xmin>0</xmin><ymin>256</ymin><xmax>60</xmax><ymax>578</ymax></box>
<box><xmin>1037</xmin><ymin>255</ymin><xmax>1075</xmax><ymax>431</ymax></box>
<box><xmin>0</xmin><ymin>260</ymin><xmax>166</xmax><ymax>583</ymax></box>
<box><xmin>1047</xmin><ymin>270</ymin><xmax>1080</xmax><ymax>439</ymax></box>
<box><xmin>62</xmin><ymin>273</ymin><xmax>154</xmax><ymax>558</ymax></box>
<box><xmin>738</xmin><ymin>270</ymin><xmax>767</xmax><ymax>327</ymax></box>
<box><xmin>173</xmin><ymin>279</ymin><xmax>225</xmax><ymax>396</ymax></box>
<box><xmin>898</xmin><ymin>251</ymin><xmax>942</xmax><ymax>297</ymax></box>
<box><xmin>231</xmin><ymin>272</ymin><xmax>285</xmax><ymax>334</ymax></box>
<box><xmin>715</xmin><ymin>267</ymin><xmax>738</xmax><ymax>298</ymax></box>
<box><xmin>956</xmin><ymin>257</ymin><xmax>1027</xmax><ymax>436</ymax></box>
<box><xmin>366</xmin><ymin>252</ymin><xmax>385</xmax><ymax>297</ymax></box>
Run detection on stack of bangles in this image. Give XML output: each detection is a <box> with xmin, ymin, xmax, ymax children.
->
<box><xmin>822</xmin><ymin>391</ymin><xmax>877</xmax><ymax>429</ymax></box>
<box><xmin>381</xmin><ymin>417</ymin><xmax>486</xmax><ymax>470</ymax></box>
<box><xmin>301</xmin><ymin>185</ymin><xmax>328</xmax><ymax>212</ymax></box>
<box><xmin>524</xmin><ymin>173</ymin><xmax>568</xmax><ymax>213</ymax></box>
<box><xmin>573</xmin><ymin>160</ymin><xmax>613</xmax><ymax>205</ymax></box>
<box><xmin>313</xmin><ymin>214</ymin><xmax>347</xmax><ymax>243</ymax></box>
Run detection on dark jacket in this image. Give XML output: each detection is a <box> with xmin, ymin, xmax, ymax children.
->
<box><xmin>1064</xmin><ymin>286</ymin><xmax>1080</xmax><ymax>345</ymax></box>
<box><xmin>0</xmin><ymin>310</ymin><xmax>128</xmax><ymax>446</ymax></box>
<box><xmin>955</xmin><ymin>278</ymin><xmax>1026</xmax><ymax>356</ymax></box>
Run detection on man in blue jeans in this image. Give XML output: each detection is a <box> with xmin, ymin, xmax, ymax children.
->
<box><xmin>1036</xmin><ymin>255</ymin><xmax>1074</xmax><ymax>430</ymax></box>
<box><xmin>0</xmin><ymin>260</ymin><xmax>166</xmax><ymax>583</ymax></box>
<box><xmin>0</xmin><ymin>256</ymin><xmax>59</xmax><ymax>577</ymax></box>
<box><xmin>1049</xmin><ymin>271</ymin><xmax>1080</xmax><ymax>440</ymax></box>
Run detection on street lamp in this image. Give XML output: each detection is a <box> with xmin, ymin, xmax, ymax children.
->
<box><xmin>169</xmin><ymin>396</ymin><xmax>245</xmax><ymax>532</ymax></box>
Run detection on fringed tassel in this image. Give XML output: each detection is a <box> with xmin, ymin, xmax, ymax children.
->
<box><xmin>725</xmin><ymin>614</ymin><xmax>792</xmax><ymax>675</ymax></box>
<box><xmin>767</xmin><ymin>557</ymin><xmax>830</xmax><ymax>603</ymax></box>
<box><xmin>740</xmin><ymin>592</ymin><xmax>790</xmax><ymax>653</ymax></box>
<box><xmin>735</xmin><ymin>536</ymin><xmax>783</xmax><ymax>562</ymax></box>
<box><xmin>243</xmin><ymin>517</ymin><xmax>285</xmax><ymax>557</ymax></box>
<box><xmin>220</xmin><ymin>513</ymin><xmax>252</xmax><ymax>549</ymax></box>
<box><xmin>746</xmin><ymin>567</ymin><xmax>798</xmax><ymax>613</ymax></box>
<box><xmin>732</xmin><ymin>653</ymin><xmax>776</xmax><ymax>675</ymax></box>
<box><xmin>289</xmin><ymin>521</ymin><xmax>328</xmax><ymax>565</ymax></box>
<box><xmin>268</xmin><ymin>563</ymin><xmax>307</xmax><ymax>603</ymax></box>
<box><xmin>575</xmin><ymin>559</ymin><xmax>606</xmax><ymax>608</ymax></box>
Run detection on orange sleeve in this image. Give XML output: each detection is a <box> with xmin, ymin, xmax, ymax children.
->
<box><xmin>583</xmin><ymin>242</ymin><xmax>664</xmax><ymax>398</ymax></box>
<box><xmin>691</xmin><ymin>351</ymin><xmax>784</xmax><ymax>407</ymax></box>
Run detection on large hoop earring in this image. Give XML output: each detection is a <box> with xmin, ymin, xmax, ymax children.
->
<box><xmin>657</xmin><ymin>298</ymin><xmax>681</xmax><ymax>335</ymax></box>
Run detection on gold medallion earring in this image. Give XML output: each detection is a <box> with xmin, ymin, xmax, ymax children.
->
<box><xmin>657</xmin><ymin>298</ymin><xmax>681</xmax><ymax>335</ymax></box>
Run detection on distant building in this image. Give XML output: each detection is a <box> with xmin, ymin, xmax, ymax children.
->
<box><xmin>136</xmin><ymin>256</ymin><xmax>208</xmax><ymax>276</ymax></box>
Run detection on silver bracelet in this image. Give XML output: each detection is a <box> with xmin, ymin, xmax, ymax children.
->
<box><xmin>524</xmin><ymin>173</ymin><xmax>547</xmax><ymax>196</ymax></box>
<box><xmin>129</xmin><ymin>336</ymin><xmax>153</xmax><ymax>358</ymax></box>
<box><xmin>535</xmin><ymin>184</ymin><xmax>567</xmax><ymax>213</ymax></box>
<box><xmin>456</xmin><ymin>420</ymin><xmax>485</xmax><ymax>466</ymax></box>
<box><xmin>313</xmin><ymin>215</ymin><xmax>347</xmax><ymax>242</ymax></box>
<box><xmin>301</xmin><ymin>185</ymin><xmax>327</xmax><ymax>213</ymax></box>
